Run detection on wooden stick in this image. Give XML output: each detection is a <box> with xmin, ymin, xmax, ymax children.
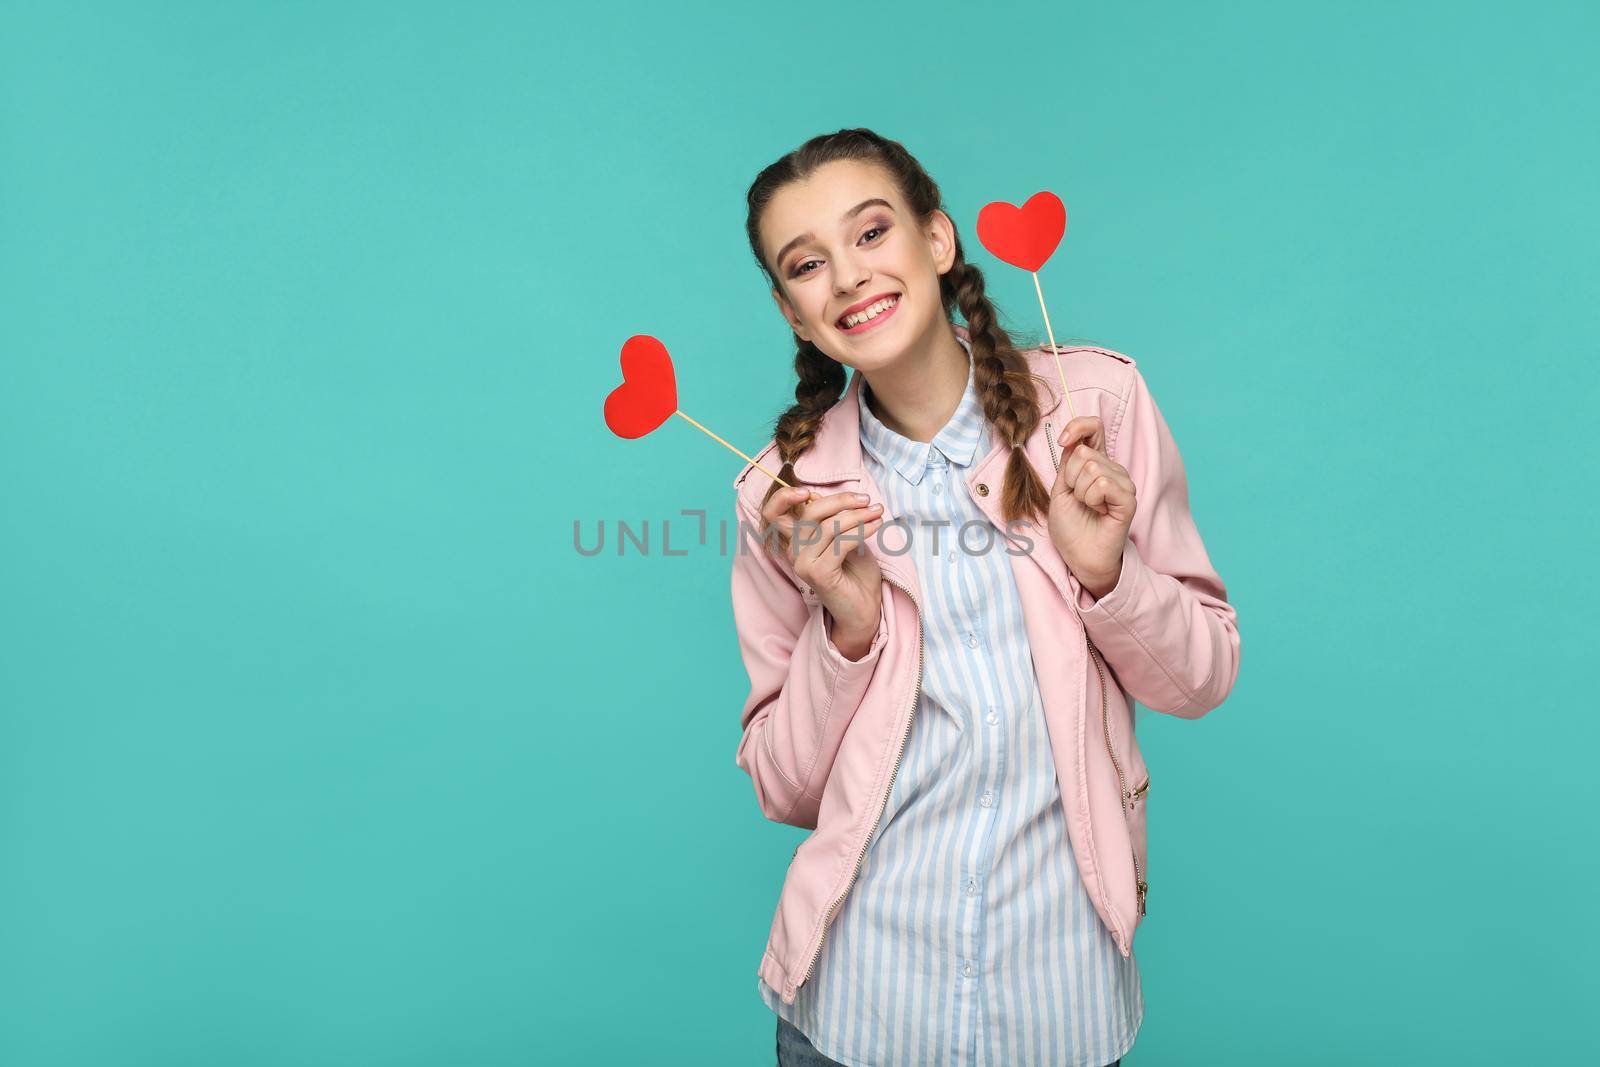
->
<box><xmin>1031</xmin><ymin>271</ymin><xmax>1078</xmax><ymax>422</ymax></box>
<box><xmin>673</xmin><ymin>410</ymin><xmax>793</xmax><ymax>488</ymax></box>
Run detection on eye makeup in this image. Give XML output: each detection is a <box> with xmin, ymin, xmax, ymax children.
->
<box><xmin>789</xmin><ymin>217</ymin><xmax>893</xmax><ymax>278</ymax></box>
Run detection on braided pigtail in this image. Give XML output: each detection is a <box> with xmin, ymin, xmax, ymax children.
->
<box><xmin>758</xmin><ymin>336</ymin><xmax>845</xmax><ymax>517</ymax></box>
<box><xmin>948</xmin><ymin>254</ymin><xmax>1052</xmax><ymax>525</ymax></box>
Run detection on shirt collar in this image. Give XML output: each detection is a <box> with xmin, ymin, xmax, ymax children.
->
<box><xmin>856</xmin><ymin>333</ymin><xmax>988</xmax><ymax>486</ymax></box>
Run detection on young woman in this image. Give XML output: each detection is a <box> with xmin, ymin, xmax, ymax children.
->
<box><xmin>728</xmin><ymin>128</ymin><xmax>1242</xmax><ymax>1067</ymax></box>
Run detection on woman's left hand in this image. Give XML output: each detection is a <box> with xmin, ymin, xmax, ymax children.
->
<box><xmin>1047</xmin><ymin>416</ymin><xmax>1136</xmax><ymax>600</ymax></box>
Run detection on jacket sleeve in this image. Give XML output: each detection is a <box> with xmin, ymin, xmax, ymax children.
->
<box><xmin>1070</xmin><ymin>365</ymin><xmax>1241</xmax><ymax>718</ymax></box>
<box><xmin>729</xmin><ymin>492</ymin><xmax>890</xmax><ymax>828</ymax></box>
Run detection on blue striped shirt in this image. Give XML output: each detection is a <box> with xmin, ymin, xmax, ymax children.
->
<box><xmin>759</xmin><ymin>334</ymin><xmax>1142</xmax><ymax>1066</ymax></box>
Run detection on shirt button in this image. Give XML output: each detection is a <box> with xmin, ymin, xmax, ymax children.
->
<box><xmin>932</xmin><ymin>482</ymin><xmax>943</xmax><ymax>494</ymax></box>
<box><xmin>966</xmin><ymin>633</ymin><xmax>978</xmax><ymax>648</ymax></box>
<box><xmin>962</xmin><ymin>961</ymin><xmax>975</xmax><ymax>978</ymax></box>
<box><xmin>980</xmin><ymin>790</ymin><xmax>994</xmax><ymax>808</ymax></box>
<box><xmin>966</xmin><ymin>878</ymin><xmax>979</xmax><ymax>895</ymax></box>
<box><xmin>947</xmin><ymin>550</ymin><xmax>956</xmax><ymax>563</ymax></box>
<box><xmin>986</xmin><ymin>709</ymin><xmax>999</xmax><ymax>725</ymax></box>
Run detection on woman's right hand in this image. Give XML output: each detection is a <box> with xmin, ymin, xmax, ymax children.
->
<box><xmin>759</xmin><ymin>486</ymin><xmax>886</xmax><ymax>656</ymax></box>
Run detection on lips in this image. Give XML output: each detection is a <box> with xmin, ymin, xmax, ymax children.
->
<box><xmin>836</xmin><ymin>292</ymin><xmax>901</xmax><ymax>329</ymax></box>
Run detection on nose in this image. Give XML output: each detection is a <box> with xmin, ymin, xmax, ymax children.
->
<box><xmin>835</xmin><ymin>252</ymin><xmax>871</xmax><ymax>295</ymax></box>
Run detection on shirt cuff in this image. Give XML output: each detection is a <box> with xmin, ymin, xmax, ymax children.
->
<box><xmin>1073</xmin><ymin>540</ymin><xmax>1141</xmax><ymax>621</ymax></box>
<box><xmin>822</xmin><ymin>607</ymin><xmax>888</xmax><ymax>667</ymax></box>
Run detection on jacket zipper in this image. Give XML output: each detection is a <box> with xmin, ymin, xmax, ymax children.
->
<box><xmin>1088</xmin><ymin>641</ymin><xmax>1147</xmax><ymax>917</ymax></box>
<box><xmin>1045</xmin><ymin>417</ymin><xmax>1148</xmax><ymax>919</ymax></box>
<box><xmin>793</xmin><ymin>570</ymin><xmax>924</xmax><ymax>996</ymax></box>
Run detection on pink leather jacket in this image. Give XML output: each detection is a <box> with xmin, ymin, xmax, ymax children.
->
<box><xmin>728</xmin><ymin>323</ymin><xmax>1242</xmax><ymax>1006</ymax></box>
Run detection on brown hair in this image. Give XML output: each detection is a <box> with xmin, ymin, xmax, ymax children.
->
<box><xmin>746</xmin><ymin>127</ymin><xmax>1054</xmax><ymax>525</ymax></box>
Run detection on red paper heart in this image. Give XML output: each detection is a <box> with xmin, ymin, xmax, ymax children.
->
<box><xmin>604</xmin><ymin>334</ymin><xmax>678</xmax><ymax>439</ymax></box>
<box><xmin>975</xmin><ymin>191</ymin><xmax>1066</xmax><ymax>273</ymax></box>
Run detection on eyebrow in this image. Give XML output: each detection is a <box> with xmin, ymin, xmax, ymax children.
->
<box><xmin>773</xmin><ymin>198</ymin><xmax>895</xmax><ymax>271</ymax></box>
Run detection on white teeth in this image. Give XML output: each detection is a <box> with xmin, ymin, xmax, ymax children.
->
<box><xmin>842</xmin><ymin>294</ymin><xmax>898</xmax><ymax>328</ymax></box>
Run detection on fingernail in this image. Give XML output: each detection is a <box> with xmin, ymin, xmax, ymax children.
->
<box><xmin>869</xmin><ymin>502</ymin><xmax>882</xmax><ymax>512</ymax></box>
<box><xmin>854</xmin><ymin>494</ymin><xmax>868</xmax><ymax>503</ymax></box>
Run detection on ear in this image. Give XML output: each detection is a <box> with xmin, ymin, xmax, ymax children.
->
<box><xmin>770</xmin><ymin>285</ymin><xmax>811</xmax><ymax>343</ymax></box>
<box><xmin>926</xmin><ymin>209</ymin><xmax>958</xmax><ymax>277</ymax></box>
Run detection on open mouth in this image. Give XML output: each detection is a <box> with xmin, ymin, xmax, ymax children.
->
<box><xmin>837</xmin><ymin>293</ymin><xmax>901</xmax><ymax>334</ymax></box>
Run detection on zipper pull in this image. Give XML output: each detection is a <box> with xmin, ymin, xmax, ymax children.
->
<box><xmin>1136</xmin><ymin>880</ymin><xmax>1148</xmax><ymax>917</ymax></box>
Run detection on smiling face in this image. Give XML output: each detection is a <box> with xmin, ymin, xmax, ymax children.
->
<box><xmin>760</xmin><ymin>158</ymin><xmax>957</xmax><ymax>372</ymax></box>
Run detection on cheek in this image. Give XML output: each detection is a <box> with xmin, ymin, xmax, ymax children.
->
<box><xmin>898</xmin><ymin>253</ymin><xmax>939</xmax><ymax>296</ymax></box>
<box><xmin>904</xmin><ymin>272</ymin><xmax>941</xmax><ymax>312</ymax></box>
<box><xmin>806</xmin><ymin>292</ymin><xmax>836</xmax><ymax>326</ymax></box>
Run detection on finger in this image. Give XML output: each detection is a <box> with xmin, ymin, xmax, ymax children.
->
<box><xmin>788</xmin><ymin>492</ymin><xmax>881</xmax><ymax>564</ymax></box>
<box><xmin>1081</xmin><ymin>471</ymin><xmax>1136</xmax><ymax>521</ymax></box>
<box><xmin>1068</xmin><ymin>453</ymin><xmax>1120</xmax><ymax>493</ymax></box>
<box><xmin>800</xmin><ymin>516</ymin><xmax>886</xmax><ymax>586</ymax></box>
<box><xmin>1080</xmin><ymin>472</ymin><xmax>1114</xmax><ymax>513</ymax></box>
<box><xmin>1057</xmin><ymin>415</ymin><xmax>1105</xmax><ymax>456</ymax></box>
<box><xmin>761</xmin><ymin>485</ymin><xmax>813</xmax><ymax>526</ymax></box>
<box><xmin>1063</xmin><ymin>443</ymin><xmax>1107</xmax><ymax>492</ymax></box>
<box><xmin>847</xmin><ymin>516</ymin><xmax>886</xmax><ymax>555</ymax></box>
<box><xmin>812</xmin><ymin>505</ymin><xmax>884</xmax><ymax>561</ymax></box>
<box><xmin>798</xmin><ymin>490</ymin><xmax>878</xmax><ymax>527</ymax></box>
<box><xmin>1089</xmin><ymin>457</ymin><xmax>1134</xmax><ymax>496</ymax></box>
<box><xmin>1049</xmin><ymin>461</ymin><xmax>1073</xmax><ymax>500</ymax></box>
<box><xmin>1061</xmin><ymin>437</ymin><xmax>1112</xmax><ymax>488</ymax></box>
<box><xmin>759</xmin><ymin>489</ymin><xmax>811</xmax><ymax>549</ymax></box>
<box><xmin>798</xmin><ymin>504</ymin><xmax>884</xmax><ymax>566</ymax></box>
<box><xmin>759</xmin><ymin>488</ymin><xmax>815</xmax><ymax>557</ymax></box>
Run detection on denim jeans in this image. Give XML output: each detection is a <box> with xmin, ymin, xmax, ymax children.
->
<box><xmin>776</xmin><ymin>1014</ymin><xmax>1120</xmax><ymax>1066</ymax></box>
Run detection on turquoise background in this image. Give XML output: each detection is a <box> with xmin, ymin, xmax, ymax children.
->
<box><xmin>3</xmin><ymin>1</ymin><xmax>1594</xmax><ymax>1063</ymax></box>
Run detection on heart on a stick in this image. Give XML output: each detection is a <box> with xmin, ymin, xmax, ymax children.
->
<box><xmin>976</xmin><ymin>191</ymin><xmax>1066</xmax><ymax>273</ymax></box>
<box><xmin>604</xmin><ymin>334</ymin><xmax>677</xmax><ymax>439</ymax></box>
<box><xmin>601</xmin><ymin>332</ymin><xmax>795</xmax><ymax>489</ymax></box>
<box><xmin>974</xmin><ymin>188</ymin><xmax>1079</xmax><ymax>421</ymax></box>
